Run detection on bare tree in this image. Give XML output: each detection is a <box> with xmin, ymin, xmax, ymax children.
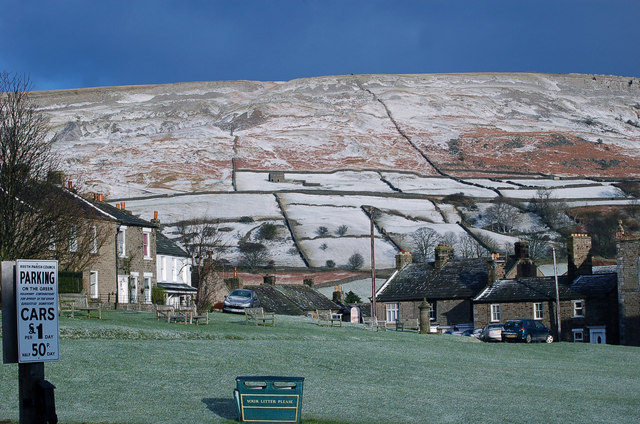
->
<box><xmin>347</xmin><ymin>252</ymin><xmax>364</xmax><ymax>270</ymax></box>
<box><xmin>411</xmin><ymin>227</ymin><xmax>441</xmax><ymax>262</ymax></box>
<box><xmin>458</xmin><ymin>234</ymin><xmax>489</xmax><ymax>258</ymax></box>
<box><xmin>176</xmin><ymin>219</ymin><xmax>226</xmax><ymax>311</ymax></box>
<box><xmin>0</xmin><ymin>72</ymin><xmax>110</xmax><ymax>271</ymax></box>
<box><xmin>484</xmin><ymin>198</ymin><xmax>523</xmax><ymax>234</ymax></box>
<box><xmin>529</xmin><ymin>187</ymin><xmax>568</xmax><ymax>229</ymax></box>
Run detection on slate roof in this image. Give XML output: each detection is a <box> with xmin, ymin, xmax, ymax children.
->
<box><xmin>156</xmin><ymin>233</ymin><xmax>189</xmax><ymax>257</ymax></box>
<box><xmin>474</xmin><ymin>273</ymin><xmax>617</xmax><ymax>303</ymax></box>
<box><xmin>93</xmin><ymin>201</ymin><xmax>158</xmax><ymax>227</ymax></box>
<box><xmin>157</xmin><ymin>282</ymin><xmax>197</xmax><ymax>294</ymax></box>
<box><xmin>249</xmin><ymin>285</ymin><xmax>340</xmax><ymax>315</ymax></box>
<box><xmin>376</xmin><ymin>259</ymin><xmax>489</xmax><ymax>302</ymax></box>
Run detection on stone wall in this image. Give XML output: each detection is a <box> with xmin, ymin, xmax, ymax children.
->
<box><xmin>617</xmin><ymin>238</ymin><xmax>640</xmax><ymax>346</ymax></box>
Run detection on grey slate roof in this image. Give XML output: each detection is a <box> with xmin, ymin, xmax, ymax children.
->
<box><xmin>95</xmin><ymin>202</ymin><xmax>158</xmax><ymax>227</ymax></box>
<box><xmin>157</xmin><ymin>282</ymin><xmax>197</xmax><ymax>294</ymax></box>
<box><xmin>474</xmin><ymin>273</ymin><xmax>617</xmax><ymax>303</ymax></box>
<box><xmin>249</xmin><ymin>285</ymin><xmax>340</xmax><ymax>315</ymax></box>
<box><xmin>377</xmin><ymin>259</ymin><xmax>489</xmax><ymax>302</ymax></box>
<box><xmin>156</xmin><ymin>233</ymin><xmax>189</xmax><ymax>257</ymax></box>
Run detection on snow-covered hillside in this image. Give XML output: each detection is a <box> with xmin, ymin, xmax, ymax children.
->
<box><xmin>35</xmin><ymin>73</ymin><xmax>640</xmax><ymax>199</ymax></box>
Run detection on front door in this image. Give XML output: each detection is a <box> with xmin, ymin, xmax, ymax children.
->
<box><xmin>118</xmin><ymin>275</ymin><xmax>129</xmax><ymax>303</ymax></box>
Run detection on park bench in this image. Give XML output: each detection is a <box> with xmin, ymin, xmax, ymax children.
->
<box><xmin>192</xmin><ymin>310</ymin><xmax>209</xmax><ymax>325</ymax></box>
<box><xmin>395</xmin><ymin>318</ymin><xmax>420</xmax><ymax>332</ymax></box>
<box><xmin>245</xmin><ymin>307</ymin><xmax>275</xmax><ymax>326</ymax></box>
<box><xmin>363</xmin><ymin>317</ymin><xmax>387</xmax><ymax>331</ymax></box>
<box><xmin>316</xmin><ymin>309</ymin><xmax>342</xmax><ymax>327</ymax></box>
<box><xmin>59</xmin><ymin>293</ymin><xmax>101</xmax><ymax>319</ymax></box>
<box><xmin>155</xmin><ymin>304</ymin><xmax>174</xmax><ymax>322</ymax></box>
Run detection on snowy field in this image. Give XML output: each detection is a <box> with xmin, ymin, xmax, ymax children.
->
<box><xmin>298</xmin><ymin>236</ymin><xmax>397</xmax><ymax>268</ymax></box>
<box><xmin>114</xmin><ymin>193</ymin><xmax>282</xmax><ymax>223</ymax></box>
<box><xmin>498</xmin><ymin>185</ymin><xmax>625</xmax><ymax>199</ymax></box>
<box><xmin>235</xmin><ymin>171</ymin><xmax>393</xmax><ymax>192</ymax></box>
<box><xmin>381</xmin><ymin>173</ymin><xmax>498</xmax><ymax>197</ymax></box>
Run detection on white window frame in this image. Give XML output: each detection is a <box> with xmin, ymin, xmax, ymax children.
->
<box><xmin>428</xmin><ymin>302</ymin><xmax>436</xmax><ymax>321</ymax></box>
<box><xmin>143</xmin><ymin>228</ymin><xmax>152</xmax><ymax>260</ymax></box>
<box><xmin>129</xmin><ymin>272</ymin><xmax>139</xmax><ymax>304</ymax></box>
<box><xmin>160</xmin><ymin>256</ymin><xmax>167</xmax><ymax>281</ymax></box>
<box><xmin>117</xmin><ymin>226</ymin><xmax>127</xmax><ymax>258</ymax></box>
<box><xmin>533</xmin><ymin>302</ymin><xmax>543</xmax><ymax>320</ymax></box>
<box><xmin>572</xmin><ymin>328</ymin><xmax>584</xmax><ymax>342</ymax></box>
<box><xmin>89</xmin><ymin>271</ymin><xmax>99</xmax><ymax>299</ymax></box>
<box><xmin>144</xmin><ymin>273</ymin><xmax>153</xmax><ymax>304</ymax></box>
<box><xmin>490</xmin><ymin>304</ymin><xmax>501</xmax><ymax>322</ymax></box>
<box><xmin>572</xmin><ymin>300</ymin><xmax>584</xmax><ymax>317</ymax></box>
<box><xmin>385</xmin><ymin>303</ymin><xmax>399</xmax><ymax>323</ymax></box>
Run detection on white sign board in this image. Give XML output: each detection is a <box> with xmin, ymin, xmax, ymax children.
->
<box><xmin>16</xmin><ymin>260</ymin><xmax>59</xmax><ymax>363</ymax></box>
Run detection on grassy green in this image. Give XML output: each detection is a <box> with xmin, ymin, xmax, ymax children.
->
<box><xmin>1</xmin><ymin>310</ymin><xmax>639</xmax><ymax>423</ymax></box>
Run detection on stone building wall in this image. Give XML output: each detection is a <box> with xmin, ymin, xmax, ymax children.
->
<box><xmin>616</xmin><ymin>238</ymin><xmax>640</xmax><ymax>346</ymax></box>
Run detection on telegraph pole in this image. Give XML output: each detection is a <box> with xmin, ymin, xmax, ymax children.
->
<box><xmin>370</xmin><ymin>206</ymin><xmax>376</xmax><ymax>320</ymax></box>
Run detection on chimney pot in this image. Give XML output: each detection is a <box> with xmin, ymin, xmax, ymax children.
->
<box><xmin>154</xmin><ymin>211</ymin><xmax>158</xmax><ymax>220</ymax></box>
<box><xmin>68</xmin><ymin>181</ymin><xmax>73</xmax><ymax>190</ymax></box>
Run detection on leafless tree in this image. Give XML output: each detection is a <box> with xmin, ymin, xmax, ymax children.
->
<box><xmin>458</xmin><ymin>234</ymin><xmax>489</xmax><ymax>258</ymax></box>
<box><xmin>411</xmin><ymin>227</ymin><xmax>441</xmax><ymax>262</ymax></box>
<box><xmin>0</xmin><ymin>72</ymin><xmax>110</xmax><ymax>271</ymax></box>
<box><xmin>176</xmin><ymin>219</ymin><xmax>226</xmax><ymax>311</ymax></box>
<box><xmin>529</xmin><ymin>187</ymin><xmax>568</xmax><ymax>229</ymax></box>
<box><xmin>484</xmin><ymin>198</ymin><xmax>523</xmax><ymax>234</ymax></box>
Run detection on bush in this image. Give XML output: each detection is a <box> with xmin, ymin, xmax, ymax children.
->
<box><xmin>345</xmin><ymin>290</ymin><xmax>361</xmax><ymax>304</ymax></box>
<box><xmin>316</xmin><ymin>226</ymin><xmax>329</xmax><ymax>236</ymax></box>
<box><xmin>347</xmin><ymin>252</ymin><xmax>364</xmax><ymax>270</ymax></box>
<box><xmin>151</xmin><ymin>285</ymin><xmax>166</xmax><ymax>305</ymax></box>
<box><xmin>258</xmin><ymin>223</ymin><xmax>277</xmax><ymax>240</ymax></box>
<box><xmin>335</xmin><ymin>225</ymin><xmax>349</xmax><ymax>236</ymax></box>
<box><xmin>325</xmin><ymin>259</ymin><xmax>336</xmax><ymax>268</ymax></box>
<box><xmin>239</xmin><ymin>216</ymin><xmax>254</xmax><ymax>223</ymax></box>
<box><xmin>320</xmin><ymin>243</ymin><xmax>328</xmax><ymax>250</ymax></box>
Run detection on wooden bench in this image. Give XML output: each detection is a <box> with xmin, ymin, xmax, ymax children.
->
<box><xmin>155</xmin><ymin>305</ymin><xmax>174</xmax><ymax>322</ymax></box>
<box><xmin>395</xmin><ymin>318</ymin><xmax>420</xmax><ymax>332</ymax></box>
<box><xmin>363</xmin><ymin>317</ymin><xmax>387</xmax><ymax>331</ymax></box>
<box><xmin>316</xmin><ymin>309</ymin><xmax>342</xmax><ymax>327</ymax></box>
<box><xmin>59</xmin><ymin>294</ymin><xmax>101</xmax><ymax>319</ymax></box>
<box><xmin>192</xmin><ymin>310</ymin><xmax>209</xmax><ymax>325</ymax></box>
<box><xmin>245</xmin><ymin>307</ymin><xmax>275</xmax><ymax>326</ymax></box>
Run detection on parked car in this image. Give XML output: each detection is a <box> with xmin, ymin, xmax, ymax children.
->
<box><xmin>502</xmin><ymin>319</ymin><xmax>553</xmax><ymax>343</ymax></box>
<box><xmin>480</xmin><ymin>323</ymin><xmax>503</xmax><ymax>342</ymax></box>
<box><xmin>223</xmin><ymin>289</ymin><xmax>260</xmax><ymax>313</ymax></box>
<box><xmin>471</xmin><ymin>328</ymin><xmax>483</xmax><ymax>339</ymax></box>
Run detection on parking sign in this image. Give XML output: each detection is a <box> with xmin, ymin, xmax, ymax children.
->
<box><xmin>16</xmin><ymin>260</ymin><xmax>60</xmax><ymax>363</ymax></box>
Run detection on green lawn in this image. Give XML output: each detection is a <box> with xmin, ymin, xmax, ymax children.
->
<box><xmin>1</xmin><ymin>310</ymin><xmax>639</xmax><ymax>423</ymax></box>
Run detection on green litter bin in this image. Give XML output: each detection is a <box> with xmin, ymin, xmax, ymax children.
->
<box><xmin>234</xmin><ymin>376</ymin><xmax>304</xmax><ymax>423</ymax></box>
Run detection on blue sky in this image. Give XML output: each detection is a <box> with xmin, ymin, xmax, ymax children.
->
<box><xmin>1</xmin><ymin>0</ymin><xmax>638</xmax><ymax>91</ymax></box>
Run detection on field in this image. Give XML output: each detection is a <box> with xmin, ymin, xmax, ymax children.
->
<box><xmin>1</xmin><ymin>311</ymin><xmax>639</xmax><ymax>423</ymax></box>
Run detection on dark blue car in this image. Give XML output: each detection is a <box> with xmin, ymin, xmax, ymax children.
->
<box><xmin>501</xmin><ymin>319</ymin><xmax>554</xmax><ymax>343</ymax></box>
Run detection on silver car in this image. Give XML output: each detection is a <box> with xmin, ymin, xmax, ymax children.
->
<box><xmin>480</xmin><ymin>323</ymin><xmax>503</xmax><ymax>342</ymax></box>
<box><xmin>223</xmin><ymin>289</ymin><xmax>259</xmax><ymax>313</ymax></box>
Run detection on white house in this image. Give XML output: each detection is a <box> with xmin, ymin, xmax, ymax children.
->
<box><xmin>155</xmin><ymin>233</ymin><xmax>195</xmax><ymax>307</ymax></box>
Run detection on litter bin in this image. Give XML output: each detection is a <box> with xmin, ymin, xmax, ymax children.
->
<box><xmin>234</xmin><ymin>376</ymin><xmax>304</xmax><ymax>423</ymax></box>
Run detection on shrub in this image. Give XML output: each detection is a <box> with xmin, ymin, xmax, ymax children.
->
<box><xmin>316</xmin><ymin>226</ymin><xmax>329</xmax><ymax>236</ymax></box>
<box><xmin>239</xmin><ymin>216</ymin><xmax>254</xmax><ymax>223</ymax></box>
<box><xmin>258</xmin><ymin>223</ymin><xmax>277</xmax><ymax>240</ymax></box>
<box><xmin>151</xmin><ymin>285</ymin><xmax>166</xmax><ymax>305</ymax></box>
<box><xmin>335</xmin><ymin>225</ymin><xmax>349</xmax><ymax>236</ymax></box>
<box><xmin>345</xmin><ymin>290</ymin><xmax>361</xmax><ymax>304</ymax></box>
<box><xmin>320</xmin><ymin>243</ymin><xmax>328</xmax><ymax>250</ymax></box>
<box><xmin>325</xmin><ymin>260</ymin><xmax>335</xmax><ymax>268</ymax></box>
<box><xmin>347</xmin><ymin>252</ymin><xmax>364</xmax><ymax>270</ymax></box>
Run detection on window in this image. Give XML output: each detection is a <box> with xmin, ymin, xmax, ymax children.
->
<box><xmin>129</xmin><ymin>272</ymin><xmax>139</xmax><ymax>304</ymax></box>
<box><xmin>143</xmin><ymin>228</ymin><xmax>151</xmax><ymax>259</ymax></box>
<box><xmin>69</xmin><ymin>225</ymin><xmax>78</xmax><ymax>252</ymax></box>
<box><xmin>572</xmin><ymin>329</ymin><xmax>584</xmax><ymax>342</ymax></box>
<box><xmin>533</xmin><ymin>303</ymin><xmax>543</xmax><ymax>320</ymax></box>
<box><xmin>428</xmin><ymin>302</ymin><xmax>436</xmax><ymax>321</ymax></box>
<box><xmin>160</xmin><ymin>256</ymin><xmax>167</xmax><ymax>281</ymax></box>
<box><xmin>90</xmin><ymin>271</ymin><xmax>98</xmax><ymax>299</ymax></box>
<box><xmin>573</xmin><ymin>300</ymin><xmax>584</xmax><ymax>317</ymax></box>
<box><xmin>144</xmin><ymin>273</ymin><xmax>153</xmax><ymax>303</ymax></box>
<box><xmin>172</xmin><ymin>258</ymin><xmax>178</xmax><ymax>282</ymax></box>
<box><xmin>386</xmin><ymin>303</ymin><xmax>399</xmax><ymax>322</ymax></box>
<box><xmin>117</xmin><ymin>226</ymin><xmax>127</xmax><ymax>257</ymax></box>
<box><xmin>490</xmin><ymin>304</ymin><xmax>501</xmax><ymax>322</ymax></box>
<box><xmin>90</xmin><ymin>225</ymin><xmax>98</xmax><ymax>254</ymax></box>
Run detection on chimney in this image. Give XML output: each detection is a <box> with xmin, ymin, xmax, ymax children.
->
<box><xmin>488</xmin><ymin>253</ymin><xmax>506</xmax><ymax>284</ymax></box>
<box><xmin>567</xmin><ymin>233</ymin><xmax>592</xmax><ymax>280</ymax></box>
<box><xmin>263</xmin><ymin>275</ymin><xmax>276</xmax><ymax>286</ymax></box>
<box><xmin>435</xmin><ymin>244</ymin><xmax>454</xmax><ymax>268</ymax></box>
<box><xmin>332</xmin><ymin>285</ymin><xmax>345</xmax><ymax>303</ymax></box>
<box><xmin>98</xmin><ymin>193</ymin><xmax>103</xmax><ymax>202</ymax></box>
<box><xmin>67</xmin><ymin>181</ymin><xmax>73</xmax><ymax>190</ymax></box>
<box><xmin>116</xmin><ymin>203</ymin><xmax>121</xmax><ymax>210</ymax></box>
<box><xmin>395</xmin><ymin>250</ymin><xmax>413</xmax><ymax>270</ymax></box>
<box><xmin>120</xmin><ymin>202</ymin><xmax>125</xmax><ymax>210</ymax></box>
<box><xmin>151</xmin><ymin>211</ymin><xmax>160</xmax><ymax>225</ymax></box>
<box><xmin>514</xmin><ymin>239</ymin><xmax>529</xmax><ymax>259</ymax></box>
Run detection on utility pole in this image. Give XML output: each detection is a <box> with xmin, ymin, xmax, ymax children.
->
<box><xmin>552</xmin><ymin>248</ymin><xmax>562</xmax><ymax>341</ymax></box>
<box><xmin>370</xmin><ymin>206</ymin><xmax>376</xmax><ymax>320</ymax></box>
